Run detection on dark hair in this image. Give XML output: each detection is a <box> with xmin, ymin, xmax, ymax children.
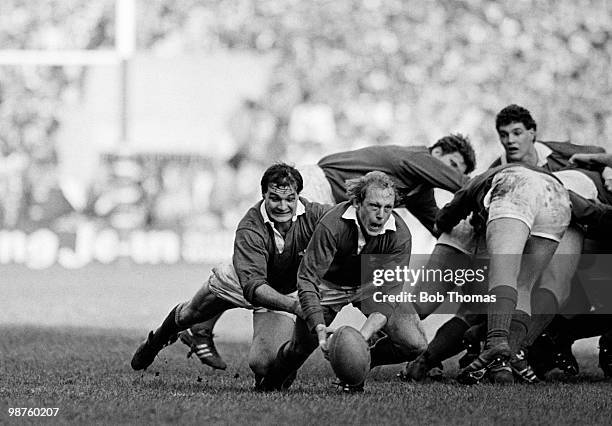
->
<box><xmin>495</xmin><ymin>104</ymin><xmax>537</xmax><ymax>132</ymax></box>
<box><xmin>260</xmin><ymin>163</ymin><xmax>303</xmax><ymax>194</ymax></box>
<box><xmin>429</xmin><ymin>133</ymin><xmax>476</xmax><ymax>174</ymax></box>
<box><xmin>346</xmin><ymin>171</ymin><xmax>396</xmax><ymax>204</ymax></box>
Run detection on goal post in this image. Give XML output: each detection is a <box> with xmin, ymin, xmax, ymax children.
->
<box><xmin>0</xmin><ymin>0</ymin><xmax>135</xmax><ymax>144</ymax></box>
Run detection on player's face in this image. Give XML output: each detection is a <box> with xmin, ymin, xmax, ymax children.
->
<box><xmin>432</xmin><ymin>148</ymin><xmax>468</xmax><ymax>174</ymax></box>
<box><xmin>263</xmin><ymin>184</ymin><xmax>298</xmax><ymax>224</ymax></box>
<box><xmin>355</xmin><ymin>186</ymin><xmax>395</xmax><ymax>236</ymax></box>
<box><xmin>498</xmin><ymin>122</ymin><xmax>536</xmax><ymax>163</ymax></box>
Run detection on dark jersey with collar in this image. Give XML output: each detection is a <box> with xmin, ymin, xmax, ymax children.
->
<box><xmin>297</xmin><ymin>201</ymin><xmax>412</xmax><ymax>331</ymax></box>
<box><xmin>232</xmin><ymin>198</ymin><xmax>331</xmax><ymax>304</ymax></box>
<box><xmin>318</xmin><ymin>145</ymin><xmax>468</xmax><ymax>235</ymax></box>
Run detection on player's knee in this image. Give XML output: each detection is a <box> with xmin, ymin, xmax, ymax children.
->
<box><xmin>386</xmin><ymin>320</ymin><xmax>427</xmax><ymax>353</ymax></box>
<box><xmin>412</xmin><ymin>336</ymin><xmax>428</xmax><ymax>354</ymax></box>
<box><xmin>395</xmin><ymin>336</ymin><xmax>427</xmax><ymax>358</ymax></box>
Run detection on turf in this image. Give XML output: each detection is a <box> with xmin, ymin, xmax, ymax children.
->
<box><xmin>1</xmin><ymin>325</ymin><xmax>611</xmax><ymax>425</ymax></box>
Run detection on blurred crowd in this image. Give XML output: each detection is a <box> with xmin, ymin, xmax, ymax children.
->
<box><xmin>2</xmin><ymin>0</ymin><xmax>612</xmax><ymax>231</ymax></box>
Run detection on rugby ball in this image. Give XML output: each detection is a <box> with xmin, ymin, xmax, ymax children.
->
<box><xmin>328</xmin><ymin>325</ymin><xmax>371</xmax><ymax>386</ymax></box>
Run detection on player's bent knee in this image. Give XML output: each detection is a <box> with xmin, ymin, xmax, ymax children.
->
<box><xmin>385</xmin><ymin>318</ymin><xmax>427</xmax><ymax>353</ymax></box>
<box><xmin>411</xmin><ymin>336</ymin><xmax>428</xmax><ymax>354</ymax></box>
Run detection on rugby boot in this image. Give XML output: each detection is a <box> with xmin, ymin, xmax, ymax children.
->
<box><xmin>427</xmin><ymin>362</ymin><xmax>444</xmax><ymax>381</ymax></box>
<box><xmin>398</xmin><ymin>352</ymin><xmax>444</xmax><ymax>382</ymax></box>
<box><xmin>179</xmin><ymin>329</ymin><xmax>227</xmax><ymax>370</ymax></box>
<box><xmin>399</xmin><ymin>353</ymin><xmax>428</xmax><ymax>382</ymax></box>
<box><xmin>598</xmin><ymin>336</ymin><xmax>612</xmax><ymax>378</ymax></box>
<box><xmin>488</xmin><ymin>361</ymin><xmax>514</xmax><ymax>384</ymax></box>
<box><xmin>131</xmin><ymin>330</ymin><xmax>177</xmax><ymax>371</ymax></box>
<box><xmin>457</xmin><ymin>343</ymin><xmax>512</xmax><ymax>385</ymax></box>
<box><xmin>510</xmin><ymin>350</ymin><xmax>540</xmax><ymax>384</ymax></box>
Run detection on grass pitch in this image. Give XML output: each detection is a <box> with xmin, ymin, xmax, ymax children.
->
<box><xmin>1</xmin><ymin>325</ymin><xmax>611</xmax><ymax>425</ymax></box>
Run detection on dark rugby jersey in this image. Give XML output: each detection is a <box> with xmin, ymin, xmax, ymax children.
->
<box><xmin>317</xmin><ymin>145</ymin><xmax>468</xmax><ymax>235</ymax></box>
<box><xmin>297</xmin><ymin>201</ymin><xmax>412</xmax><ymax>331</ymax></box>
<box><xmin>233</xmin><ymin>198</ymin><xmax>331</xmax><ymax>304</ymax></box>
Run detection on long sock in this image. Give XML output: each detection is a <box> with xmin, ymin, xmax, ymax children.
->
<box><xmin>523</xmin><ymin>288</ymin><xmax>558</xmax><ymax>348</ymax></box>
<box><xmin>151</xmin><ymin>305</ymin><xmax>183</xmax><ymax>347</ymax></box>
<box><xmin>486</xmin><ymin>285</ymin><xmax>518</xmax><ymax>348</ymax></box>
<box><xmin>508</xmin><ymin>310</ymin><xmax>530</xmax><ymax>353</ymax></box>
<box><xmin>190</xmin><ymin>312</ymin><xmax>222</xmax><ymax>336</ymax></box>
<box><xmin>421</xmin><ymin>316</ymin><xmax>469</xmax><ymax>367</ymax></box>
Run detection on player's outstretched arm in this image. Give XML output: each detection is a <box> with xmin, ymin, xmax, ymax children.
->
<box><xmin>570</xmin><ymin>153</ymin><xmax>612</xmax><ymax>192</ymax></box>
<box><xmin>252</xmin><ymin>284</ymin><xmax>303</xmax><ymax>317</ymax></box>
<box><xmin>570</xmin><ymin>153</ymin><xmax>612</xmax><ymax>168</ymax></box>
<box><xmin>297</xmin><ymin>221</ymin><xmax>338</xmax><ymax>333</ymax></box>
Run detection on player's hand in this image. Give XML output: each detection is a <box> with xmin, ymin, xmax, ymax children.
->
<box><xmin>605</xmin><ymin>178</ymin><xmax>612</xmax><ymax>192</ymax></box>
<box><xmin>569</xmin><ymin>153</ymin><xmax>598</xmax><ymax>167</ymax></box>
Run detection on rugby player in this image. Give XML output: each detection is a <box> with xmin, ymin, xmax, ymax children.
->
<box><xmin>436</xmin><ymin>163</ymin><xmax>572</xmax><ymax>384</ymax></box>
<box><xmin>180</xmin><ymin>134</ymin><xmax>476</xmax><ymax>368</ymax></box>
<box><xmin>130</xmin><ymin>164</ymin><xmax>331</xmax><ymax>386</ymax></box>
<box><xmin>260</xmin><ymin>171</ymin><xmax>428</xmax><ymax>392</ymax></box>
<box><xmin>405</xmin><ymin>104</ymin><xmax>611</xmax><ymax>382</ymax></box>
<box><xmin>300</xmin><ymin>134</ymin><xmax>476</xmax><ymax>235</ymax></box>
<box><xmin>565</xmin><ymin>151</ymin><xmax>612</xmax><ymax>377</ymax></box>
<box><xmin>491</xmin><ymin>105</ymin><xmax>612</xmax><ymax>379</ymax></box>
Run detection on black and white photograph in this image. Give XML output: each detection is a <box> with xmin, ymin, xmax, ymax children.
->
<box><xmin>1</xmin><ymin>1</ymin><xmax>611</xmax><ymax>424</ymax></box>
